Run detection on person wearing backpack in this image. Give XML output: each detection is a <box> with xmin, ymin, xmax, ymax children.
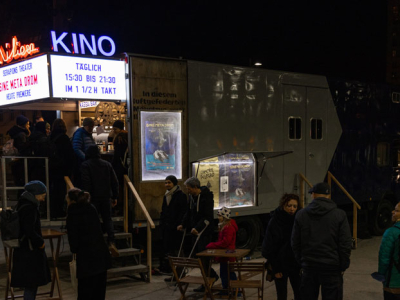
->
<box><xmin>378</xmin><ymin>201</ymin><xmax>400</xmax><ymax>299</ymax></box>
<box><xmin>10</xmin><ymin>180</ymin><xmax>51</xmax><ymax>300</ymax></box>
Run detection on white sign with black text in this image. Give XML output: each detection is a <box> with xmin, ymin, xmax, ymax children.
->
<box><xmin>50</xmin><ymin>55</ymin><xmax>126</xmax><ymax>100</ymax></box>
<box><xmin>0</xmin><ymin>55</ymin><xmax>50</xmax><ymax>106</ymax></box>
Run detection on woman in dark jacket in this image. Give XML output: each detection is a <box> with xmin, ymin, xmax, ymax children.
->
<box><xmin>66</xmin><ymin>188</ymin><xmax>112</xmax><ymax>300</ymax></box>
<box><xmin>262</xmin><ymin>193</ymin><xmax>302</xmax><ymax>300</ymax></box>
<box><xmin>11</xmin><ymin>180</ymin><xmax>51</xmax><ymax>300</ymax></box>
<box><xmin>49</xmin><ymin>119</ymin><xmax>74</xmax><ymax>218</ymax></box>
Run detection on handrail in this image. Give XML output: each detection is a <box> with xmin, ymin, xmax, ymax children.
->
<box><xmin>64</xmin><ymin>176</ymin><xmax>74</xmax><ymax>191</ymax></box>
<box><xmin>124</xmin><ymin>174</ymin><xmax>154</xmax><ymax>282</ymax></box>
<box><xmin>298</xmin><ymin>173</ymin><xmax>313</xmax><ymax>208</ymax></box>
<box><xmin>299</xmin><ymin>172</ymin><xmax>361</xmax><ymax>249</ymax></box>
<box><xmin>327</xmin><ymin>172</ymin><xmax>361</xmax><ymax>209</ymax></box>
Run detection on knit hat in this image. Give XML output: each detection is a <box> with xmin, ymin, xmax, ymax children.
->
<box><xmin>217</xmin><ymin>207</ymin><xmax>231</xmax><ymax>219</ymax></box>
<box><xmin>25</xmin><ymin>180</ymin><xmax>47</xmax><ymax>195</ymax></box>
<box><xmin>16</xmin><ymin>115</ymin><xmax>29</xmax><ymax>126</ymax></box>
<box><xmin>165</xmin><ymin>175</ymin><xmax>178</xmax><ymax>186</ymax></box>
<box><xmin>82</xmin><ymin>117</ymin><xmax>94</xmax><ymax>127</ymax></box>
<box><xmin>113</xmin><ymin>120</ymin><xmax>124</xmax><ymax>130</ymax></box>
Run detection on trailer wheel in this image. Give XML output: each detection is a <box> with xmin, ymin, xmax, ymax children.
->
<box><xmin>235</xmin><ymin>217</ymin><xmax>261</xmax><ymax>251</ymax></box>
<box><xmin>370</xmin><ymin>200</ymin><xmax>394</xmax><ymax>236</ymax></box>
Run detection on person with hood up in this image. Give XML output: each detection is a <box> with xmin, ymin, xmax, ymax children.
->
<box><xmin>206</xmin><ymin>207</ymin><xmax>238</xmax><ymax>294</ymax></box>
<box><xmin>378</xmin><ymin>201</ymin><xmax>400</xmax><ymax>299</ymax></box>
<box><xmin>66</xmin><ymin>188</ymin><xmax>112</xmax><ymax>300</ymax></box>
<box><xmin>160</xmin><ymin>175</ymin><xmax>188</xmax><ymax>278</ymax></box>
<box><xmin>10</xmin><ymin>180</ymin><xmax>51</xmax><ymax>299</ymax></box>
<box><xmin>291</xmin><ymin>182</ymin><xmax>352</xmax><ymax>300</ymax></box>
<box><xmin>177</xmin><ymin>176</ymin><xmax>219</xmax><ymax>292</ymax></box>
<box><xmin>262</xmin><ymin>193</ymin><xmax>302</xmax><ymax>300</ymax></box>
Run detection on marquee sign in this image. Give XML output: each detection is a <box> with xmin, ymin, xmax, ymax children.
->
<box><xmin>50</xmin><ymin>55</ymin><xmax>126</xmax><ymax>100</ymax></box>
<box><xmin>0</xmin><ymin>36</ymin><xmax>40</xmax><ymax>65</ymax></box>
<box><xmin>0</xmin><ymin>55</ymin><xmax>49</xmax><ymax>106</ymax></box>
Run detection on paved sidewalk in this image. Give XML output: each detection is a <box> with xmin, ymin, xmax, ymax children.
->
<box><xmin>0</xmin><ymin>234</ymin><xmax>384</xmax><ymax>299</ymax></box>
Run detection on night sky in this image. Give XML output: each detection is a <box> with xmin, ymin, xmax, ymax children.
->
<box><xmin>0</xmin><ymin>0</ymin><xmax>387</xmax><ymax>82</ymax></box>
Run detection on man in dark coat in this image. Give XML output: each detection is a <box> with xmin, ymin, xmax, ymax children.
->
<box><xmin>159</xmin><ymin>175</ymin><xmax>187</xmax><ymax>278</ymax></box>
<box><xmin>81</xmin><ymin>145</ymin><xmax>119</xmax><ymax>256</ymax></box>
<box><xmin>66</xmin><ymin>188</ymin><xmax>112</xmax><ymax>299</ymax></box>
<box><xmin>6</xmin><ymin>115</ymin><xmax>31</xmax><ymax>195</ymax></box>
<box><xmin>291</xmin><ymin>182</ymin><xmax>352</xmax><ymax>300</ymax></box>
<box><xmin>11</xmin><ymin>180</ymin><xmax>51</xmax><ymax>299</ymax></box>
<box><xmin>71</xmin><ymin>117</ymin><xmax>96</xmax><ymax>187</ymax></box>
<box><xmin>178</xmin><ymin>176</ymin><xmax>218</xmax><ymax>292</ymax></box>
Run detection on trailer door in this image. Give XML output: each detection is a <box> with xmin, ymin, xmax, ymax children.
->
<box><xmin>305</xmin><ymin>87</ymin><xmax>329</xmax><ymax>186</ymax></box>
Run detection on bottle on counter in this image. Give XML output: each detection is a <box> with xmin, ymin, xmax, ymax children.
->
<box><xmin>102</xmin><ymin>141</ymin><xmax>107</xmax><ymax>153</ymax></box>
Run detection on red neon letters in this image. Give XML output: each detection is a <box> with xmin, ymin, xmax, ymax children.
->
<box><xmin>0</xmin><ymin>36</ymin><xmax>39</xmax><ymax>65</ymax></box>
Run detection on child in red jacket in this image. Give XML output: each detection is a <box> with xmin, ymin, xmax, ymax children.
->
<box><xmin>206</xmin><ymin>207</ymin><xmax>238</xmax><ymax>293</ymax></box>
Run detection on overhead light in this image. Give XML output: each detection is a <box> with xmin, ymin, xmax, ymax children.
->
<box><xmin>254</xmin><ymin>62</ymin><xmax>262</xmax><ymax>66</ymax></box>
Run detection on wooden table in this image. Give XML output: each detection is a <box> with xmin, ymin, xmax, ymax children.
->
<box><xmin>4</xmin><ymin>229</ymin><xmax>66</xmax><ymax>300</ymax></box>
<box><xmin>197</xmin><ymin>249</ymin><xmax>251</xmax><ymax>298</ymax></box>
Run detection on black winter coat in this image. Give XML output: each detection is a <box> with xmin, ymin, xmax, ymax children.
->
<box><xmin>7</xmin><ymin>125</ymin><xmax>31</xmax><ymax>156</ymax></box>
<box><xmin>66</xmin><ymin>202</ymin><xmax>112</xmax><ymax>279</ymax></box>
<box><xmin>29</xmin><ymin>130</ymin><xmax>48</xmax><ymax>157</ymax></box>
<box><xmin>111</xmin><ymin>130</ymin><xmax>128</xmax><ymax>181</ymax></box>
<box><xmin>11</xmin><ymin>192</ymin><xmax>51</xmax><ymax>288</ymax></box>
<box><xmin>181</xmin><ymin>186</ymin><xmax>214</xmax><ymax>235</ymax></box>
<box><xmin>262</xmin><ymin>207</ymin><xmax>299</xmax><ymax>274</ymax></box>
<box><xmin>291</xmin><ymin>196</ymin><xmax>352</xmax><ymax>271</ymax></box>
<box><xmin>81</xmin><ymin>158</ymin><xmax>119</xmax><ymax>202</ymax></box>
<box><xmin>160</xmin><ymin>186</ymin><xmax>188</xmax><ymax>229</ymax></box>
<box><xmin>49</xmin><ymin>130</ymin><xmax>74</xmax><ymax>179</ymax></box>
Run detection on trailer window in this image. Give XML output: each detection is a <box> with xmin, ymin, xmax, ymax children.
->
<box><xmin>310</xmin><ymin>119</ymin><xmax>323</xmax><ymax>140</ymax></box>
<box><xmin>289</xmin><ymin>117</ymin><xmax>302</xmax><ymax>140</ymax></box>
<box><xmin>392</xmin><ymin>92</ymin><xmax>400</xmax><ymax>103</ymax></box>
<box><xmin>377</xmin><ymin>143</ymin><xmax>390</xmax><ymax>167</ymax></box>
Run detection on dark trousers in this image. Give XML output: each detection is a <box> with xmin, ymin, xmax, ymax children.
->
<box><xmin>384</xmin><ymin>291</ymin><xmax>400</xmax><ymax>300</ymax></box>
<box><xmin>78</xmin><ymin>271</ymin><xmax>107</xmax><ymax>300</ymax></box>
<box><xmin>160</xmin><ymin>226</ymin><xmax>184</xmax><ymax>273</ymax></box>
<box><xmin>220</xmin><ymin>262</ymin><xmax>237</xmax><ymax>289</ymax></box>
<box><xmin>194</xmin><ymin>234</ymin><xmax>218</xmax><ymax>279</ymax></box>
<box><xmin>49</xmin><ymin>177</ymin><xmax>67</xmax><ymax>219</ymax></box>
<box><xmin>24</xmin><ymin>286</ymin><xmax>38</xmax><ymax>300</ymax></box>
<box><xmin>93</xmin><ymin>200</ymin><xmax>114</xmax><ymax>244</ymax></box>
<box><xmin>274</xmin><ymin>268</ymin><xmax>301</xmax><ymax>300</ymax></box>
<box><xmin>300</xmin><ymin>269</ymin><xmax>343</xmax><ymax>300</ymax></box>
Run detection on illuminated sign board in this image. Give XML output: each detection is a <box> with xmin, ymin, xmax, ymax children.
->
<box><xmin>0</xmin><ymin>36</ymin><xmax>40</xmax><ymax>65</ymax></box>
<box><xmin>0</xmin><ymin>55</ymin><xmax>49</xmax><ymax>106</ymax></box>
<box><xmin>50</xmin><ymin>55</ymin><xmax>126</xmax><ymax>100</ymax></box>
<box><xmin>50</xmin><ymin>31</ymin><xmax>116</xmax><ymax>57</ymax></box>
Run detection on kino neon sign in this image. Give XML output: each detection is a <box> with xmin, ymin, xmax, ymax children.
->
<box><xmin>0</xmin><ymin>36</ymin><xmax>40</xmax><ymax>65</ymax></box>
<box><xmin>50</xmin><ymin>31</ymin><xmax>116</xmax><ymax>57</ymax></box>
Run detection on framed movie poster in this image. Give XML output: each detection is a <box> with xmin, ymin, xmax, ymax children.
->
<box><xmin>140</xmin><ymin>110</ymin><xmax>182</xmax><ymax>181</ymax></box>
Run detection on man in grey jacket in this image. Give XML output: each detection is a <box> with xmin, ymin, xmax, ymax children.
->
<box><xmin>291</xmin><ymin>182</ymin><xmax>352</xmax><ymax>300</ymax></box>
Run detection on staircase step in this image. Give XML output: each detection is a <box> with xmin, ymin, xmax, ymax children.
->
<box><xmin>117</xmin><ymin>248</ymin><xmax>142</xmax><ymax>257</ymax></box>
<box><xmin>107</xmin><ymin>264</ymin><xmax>148</xmax><ymax>279</ymax></box>
<box><xmin>104</xmin><ymin>232</ymin><xmax>132</xmax><ymax>240</ymax></box>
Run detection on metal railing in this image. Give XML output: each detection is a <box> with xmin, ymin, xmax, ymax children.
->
<box><xmin>1</xmin><ymin>156</ymin><xmax>50</xmax><ymax>220</ymax></box>
<box><xmin>124</xmin><ymin>174</ymin><xmax>155</xmax><ymax>282</ymax></box>
<box><xmin>299</xmin><ymin>172</ymin><xmax>361</xmax><ymax>249</ymax></box>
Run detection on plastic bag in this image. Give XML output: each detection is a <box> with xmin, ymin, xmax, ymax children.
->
<box><xmin>69</xmin><ymin>254</ymin><xmax>77</xmax><ymax>294</ymax></box>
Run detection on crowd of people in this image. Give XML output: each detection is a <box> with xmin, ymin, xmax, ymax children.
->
<box><xmin>5</xmin><ymin>115</ymin><xmax>128</xmax><ymax>222</ymax></box>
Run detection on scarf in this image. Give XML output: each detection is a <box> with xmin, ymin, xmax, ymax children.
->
<box><xmin>165</xmin><ymin>185</ymin><xmax>179</xmax><ymax>205</ymax></box>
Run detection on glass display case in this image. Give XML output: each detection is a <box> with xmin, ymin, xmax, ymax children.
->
<box><xmin>192</xmin><ymin>153</ymin><xmax>256</xmax><ymax>209</ymax></box>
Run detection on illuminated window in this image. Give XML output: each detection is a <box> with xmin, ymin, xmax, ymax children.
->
<box><xmin>377</xmin><ymin>142</ymin><xmax>390</xmax><ymax>167</ymax></box>
<box><xmin>310</xmin><ymin>119</ymin><xmax>323</xmax><ymax>140</ymax></box>
<box><xmin>392</xmin><ymin>92</ymin><xmax>400</xmax><ymax>103</ymax></box>
<box><xmin>289</xmin><ymin>117</ymin><xmax>302</xmax><ymax>140</ymax></box>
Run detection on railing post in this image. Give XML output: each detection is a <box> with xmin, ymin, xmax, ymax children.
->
<box><xmin>147</xmin><ymin>225</ymin><xmax>152</xmax><ymax>282</ymax></box>
<box><xmin>124</xmin><ymin>179</ymin><xmax>128</xmax><ymax>233</ymax></box>
<box><xmin>353</xmin><ymin>203</ymin><xmax>358</xmax><ymax>249</ymax></box>
<box><xmin>2</xmin><ymin>157</ymin><xmax>7</xmax><ymax>210</ymax></box>
<box><xmin>299</xmin><ymin>177</ymin><xmax>305</xmax><ymax>208</ymax></box>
